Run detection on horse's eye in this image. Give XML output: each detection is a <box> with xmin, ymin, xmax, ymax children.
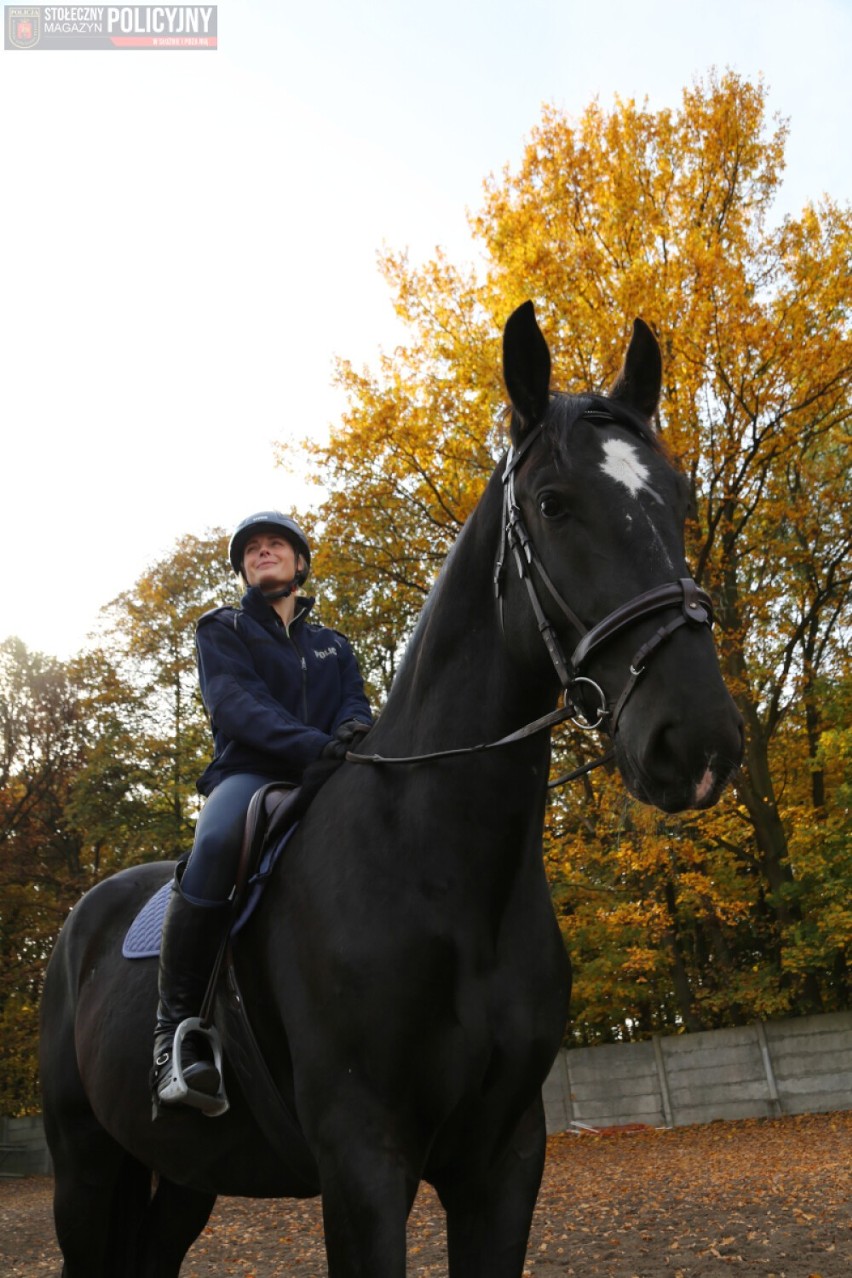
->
<box><xmin>539</xmin><ymin>492</ymin><xmax>566</xmax><ymax>520</ymax></box>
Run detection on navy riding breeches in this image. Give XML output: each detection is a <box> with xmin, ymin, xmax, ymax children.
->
<box><xmin>180</xmin><ymin>772</ymin><xmax>274</xmax><ymax>904</ymax></box>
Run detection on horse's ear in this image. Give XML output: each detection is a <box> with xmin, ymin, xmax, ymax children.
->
<box><xmin>608</xmin><ymin>318</ymin><xmax>662</xmax><ymax>423</ymax></box>
<box><xmin>503</xmin><ymin>301</ymin><xmax>552</xmax><ymax>437</ymax></box>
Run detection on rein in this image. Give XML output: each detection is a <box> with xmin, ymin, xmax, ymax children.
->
<box><xmin>345</xmin><ymin>698</ymin><xmax>614</xmax><ymax>789</ymax></box>
<box><xmin>346</xmin><ymin>414</ymin><xmax>713</xmax><ymax>790</ymax></box>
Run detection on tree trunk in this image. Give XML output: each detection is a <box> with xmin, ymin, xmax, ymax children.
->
<box><xmin>663</xmin><ymin>880</ymin><xmax>701</xmax><ymax>1032</ymax></box>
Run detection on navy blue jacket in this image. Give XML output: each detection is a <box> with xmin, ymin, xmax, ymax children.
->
<box><xmin>195</xmin><ymin>587</ymin><xmax>372</xmax><ymax>795</ymax></box>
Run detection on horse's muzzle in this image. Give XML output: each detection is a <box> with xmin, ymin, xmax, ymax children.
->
<box><xmin>616</xmin><ymin>710</ymin><xmax>744</xmax><ymax>813</ymax></box>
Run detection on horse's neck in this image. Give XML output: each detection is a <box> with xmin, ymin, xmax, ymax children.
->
<box><xmin>362</xmin><ymin>479</ymin><xmax>552</xmax><ymax>902</ymax></box>
<box><xmin>375</xmin><ymin>471</ymin><xmax>552</xmax><ymax>759</ymax></box>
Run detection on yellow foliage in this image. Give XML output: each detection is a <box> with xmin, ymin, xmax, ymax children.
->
<box><xmin>292</xmin><ymin>71</ymin><xmax>852</xmax><ymax>1039</ymax></box>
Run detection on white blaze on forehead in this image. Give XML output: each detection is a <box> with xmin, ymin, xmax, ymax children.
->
<box><xmin>600</xmin><ymin>438</ymin><xmax>664</xmax><ymax>505</ymax></box>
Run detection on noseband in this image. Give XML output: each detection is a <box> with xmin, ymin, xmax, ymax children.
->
<box><xmin>494</xmin><ymin>415</ymin><xmax>714</xmax><ymax>737</ymax></box>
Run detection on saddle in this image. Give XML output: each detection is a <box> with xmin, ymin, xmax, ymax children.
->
<box><xmin>123</xmin><ymin>783</ymin><xmax>301</xmax><ymax>960</ymax></box>
<box><xmin>232</xmin><ymin>781</ymin><xmax>302</xmax><ymax>920</ymax></box>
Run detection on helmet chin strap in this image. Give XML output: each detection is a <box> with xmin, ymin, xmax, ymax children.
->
<box><xmin>256</xmin><ymin>567</ymin><xmax>308</xmax><ymax>602</ymax></box>
<box><xmin>261</xmin><ymin>581</ymin><xmax>297</xmax><ymax>601</ymax></box>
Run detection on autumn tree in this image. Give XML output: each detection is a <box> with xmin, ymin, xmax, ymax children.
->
<box><xmin>297</xmin><ymin>72</ymin><xmax>852</xmax><ymax>1036</ymax></box>
<box><xmin>77</xmin><ymin>530</ymin><xmax>233</xmax><ymax>865</ymax></box>
<box><xmin>0</xmin><ymin>533</ymin><xmax>233</xmax><ymax>1111</ymax></box>
<box><xmin>0</xmin><ymin>638</ymin><xmax>86</xmax><ymax>1112</ymax></box>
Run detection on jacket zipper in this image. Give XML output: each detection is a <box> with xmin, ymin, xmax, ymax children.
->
<box><xmin>284</xmin><ymin>612</ymin><xmax>309</xmax><ymax>722</ymax></box>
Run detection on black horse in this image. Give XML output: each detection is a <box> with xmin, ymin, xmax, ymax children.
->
<box><xmin>40</xmin><ymin>302</ymin><xmax>743</xmax><ymax>1277</ymax></box>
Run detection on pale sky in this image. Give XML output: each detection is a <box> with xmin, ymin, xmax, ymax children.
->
<box><xmin>3</xmin><ymin>0</ymin><xmax>851</xmax><ymax>659</ymax></box>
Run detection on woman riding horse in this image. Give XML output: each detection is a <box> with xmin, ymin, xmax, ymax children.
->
<box><xmin>152</xmin><ymin>511</ymin><xmax>373</xmax><ymax>1113</ymax></box>
<box><xmin>40</xmin><ymin>304</ymin><xmax>744</xmax><ymax>1278</ymax></box>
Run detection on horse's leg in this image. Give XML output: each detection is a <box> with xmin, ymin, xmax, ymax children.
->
<box><xmin>42</xmin><ymin>992</ymin><xmax>151</xmax><ymax>1278</ymax></box>
<box><xmin>51</xmin><ymin>1120</ymin><xmax>213</xmax><ymax>1278</ymax></box>
<box><xmin>136</xmin><ymin>1176</ymin><xmax>217</xmax><ymax>1278</ymax></box>
<box><xmin>321</xmin><ymin>1172</ymin><xmax>415</xmax><ymax>1277</ymax></box>
<box><xmin>107</xmin><ymin>1156</ymin><xmax>157</xmax><ymax>1275</ymax></box>
<box><xmin>312</xmin><ymin>1108</ymin><xmax>419</xmax><ymax>1277</ymax></box>
<box><xmin>435</xmin><ymin>1098</ymin><xmax>547</xmax><ymax>1278</ymax></box>
<box><xmin>48</xmin><ymin>1114</ymin><xmax>149</xmax><ymax>1278</ymax></box>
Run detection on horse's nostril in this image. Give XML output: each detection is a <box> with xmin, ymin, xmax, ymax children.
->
<box><xmin>646</xmin><ymin>721</ymin><xmax>682</xmax><ymax>767</ymax></box>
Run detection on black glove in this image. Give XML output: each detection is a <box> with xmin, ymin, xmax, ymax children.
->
<box><xmin>321</xmin><ymin>738</ymin><xmax>349</xmax><ymax>761</ymax></box>
<box><xmin>292</xmin><ymin>756</ymin><xmax>345</xmax><ymax>813</ymax></box>
<box><xmin>333</xmin><ymin>719</ymin><xmax>371</xmax><ymax>746</ymax></box>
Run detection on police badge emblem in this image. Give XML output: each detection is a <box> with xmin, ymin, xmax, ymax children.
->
<box><xmin>7</xmin><ymin>8</ymin><xmax>41</xmax><ymax>49</ymax></box>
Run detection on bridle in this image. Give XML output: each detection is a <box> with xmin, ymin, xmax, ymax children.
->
<box><xmin>495</xmin><ymin>412</ymin><xmax>714</xmax><ymax>738</ymax></box>
<box><xmin>347</xmin><ymin>411</ymin><xmax>714</xmax><ymax>786</ymax></box>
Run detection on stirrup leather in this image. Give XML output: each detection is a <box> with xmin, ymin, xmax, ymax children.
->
<box><xmin>154</xmin><ymin>1017</ymin><xmax>229</xmax><ymax>1117</ymax></box>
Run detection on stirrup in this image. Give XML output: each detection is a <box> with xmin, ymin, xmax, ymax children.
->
<box><xmin>155</xmin><ymin>1017</ymin><xmax>229</xmax><ymax>1117</ymax></box>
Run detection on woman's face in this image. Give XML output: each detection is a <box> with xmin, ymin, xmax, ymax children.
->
<box><xmin>242</xmin><ymin>532</ymin><xmax>301</xmax><ymax>590</ymax></box>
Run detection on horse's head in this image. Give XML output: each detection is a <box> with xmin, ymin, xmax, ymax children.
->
<box><xmin>499</xmin><ymin>301</ymin><xmax>743</xmax><ymax>812</ymax></box>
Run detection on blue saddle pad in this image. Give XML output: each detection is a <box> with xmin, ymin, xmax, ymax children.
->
<box><xmin>122</xmin><ymin>823</ymin><xmax>299</xmax><ymax>960</ymax></box>
<box><xmin>123</xmin><ymin>882</ymin><xmax>171</xmax><ymax>958</ymax></box>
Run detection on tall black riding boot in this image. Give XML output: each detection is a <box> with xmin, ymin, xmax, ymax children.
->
<box><xmin>151</xmin><ymin>867</ymin><xmax>230</xmax><ymax>1116</ymax></box>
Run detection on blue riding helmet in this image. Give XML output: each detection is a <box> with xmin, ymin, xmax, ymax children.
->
<box><xmin>228</xmin><ymin>512</ymin><xmax>312</xmax><ymax>582</ymax></box>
